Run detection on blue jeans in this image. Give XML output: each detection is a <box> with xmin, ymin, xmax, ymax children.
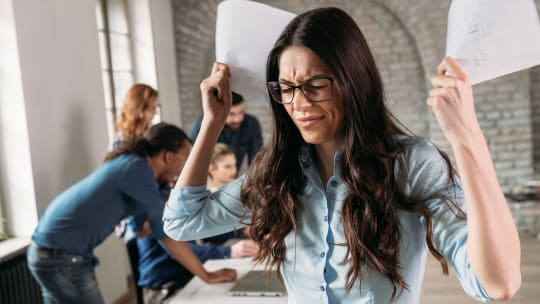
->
<box><xmin>27</xmin><ymin>243</ymin><xmax>104</xmax><ymax>304</ymax></box>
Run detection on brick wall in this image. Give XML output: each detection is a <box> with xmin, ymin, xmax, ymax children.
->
<box><xmin>171</xmin><ymin>0</ymin><xmax>540</xmax><ymax>191</ymax></box>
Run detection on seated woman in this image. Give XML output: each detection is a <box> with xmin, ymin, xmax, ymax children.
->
<box><xmin>202</xmin><ymin>143</ymin><xmax>247</xmax><ymax>245</ymax></box>
<box><xmin>27</xmin><ymin>123</ymin><xmax>236</xmax><ymax>304</ymax></box>
<box><xmin>207</xmin><ymin>143</ymin><xmax>238</xmax><ymax>192</ymax></box>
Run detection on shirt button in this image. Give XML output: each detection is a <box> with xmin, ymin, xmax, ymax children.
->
<box><xmin>323</xmin><ymin>215</ymin><xmax>328</xmax><ymax>221</ymax></box>
<box><xmin>320</xmin><ymin>252</ymin><xmax>325</xmax><ymax>258</ymax></box>
<box><xmin>330</xmin><ymin>180</ymin><xmax>338</xmax><ymax>187</ymax></box>
<box><xmin>320</xmin><ymin>285</ymin><xmax>325</xmax><ymax>292</ymax></box>
<box><xmin>324</xmin><ymin>268</ymin><xmax>327</xmax><ymax>273</ymax></box>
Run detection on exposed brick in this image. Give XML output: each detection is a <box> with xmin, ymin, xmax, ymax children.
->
<box><xmin>171</xmin><ymin>0</ymin><xmax>539</xmax><ymax>190</ymax></box>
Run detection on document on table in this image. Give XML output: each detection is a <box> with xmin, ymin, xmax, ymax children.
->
<box><xmin>446</xmin><ymin>0</ymin><xmax>540</xmax><ymax>85</ymax></box>
<box><xmin>215</xmin><ymin>0</ymin><xmax>295</xmax><ymax>103</ymax></box>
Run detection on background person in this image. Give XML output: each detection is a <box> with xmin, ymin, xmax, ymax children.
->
<box><xmin>207</xmin><ymin>143</ymin><xmax>237</xmax><ymax>192</ymax></box>
<box><xmin>202</xmin><ymin>143</ymin><xmax>247</xmax><ymax>245</ymax></box>
<box><xmin>163</xmin><ymin>7</ymin><xmax>520</xmax><ymax>304</ymax></box>
<box><xmin>113</xmin><ymin>83</ymin><xmax>159</xmax><ymax>148</ymax></box>
<box><xmin>189</xmin><ymin>91</ymin><xmax>262</xmax><ymax>171</ymax></box>
<box><xmin>131</xmin><ymin>142</ymin><xmax>257</xmax><ymax>303</ymax></box>
<box><xmin>27</xmin><ymin>123</ymin><xmax>236</xmax><ymax>304</ymax></box>
<box><xmin>136</xmin><ymin>228</ymin><xmax>258</xmax><ymax>303</ymax></box>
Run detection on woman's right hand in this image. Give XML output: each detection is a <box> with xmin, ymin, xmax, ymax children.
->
<box><xmin>200</xmin><ymin>62</ymin><xmax>232</xmax><ymax>127</ymax></box>
<box><xmin>201</xmin><ymin>268</ymin><xmax>237</xmax><ymax>283</ymax></box>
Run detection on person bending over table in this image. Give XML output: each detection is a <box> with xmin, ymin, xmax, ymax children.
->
<box><xmin>28</xmin><ymin>123</ymin><xmax>236</xmax><ymax>304</ymax></box>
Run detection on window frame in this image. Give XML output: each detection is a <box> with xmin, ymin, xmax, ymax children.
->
<box><xmin>96</xmin><ymin>0</ymin><xmax>136</xmax><ymax>142</ymax></box>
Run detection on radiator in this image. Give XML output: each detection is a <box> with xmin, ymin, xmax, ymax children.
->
<box><xmin>0</xmin><ymin>246</ymin><xmax>43</xmax><ymax>304</ymax></box>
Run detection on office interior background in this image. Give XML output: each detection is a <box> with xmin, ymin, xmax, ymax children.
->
<box><xmin>1</xmin><ymin>0</ymin><xmax>539</xmax><ymax>302</ymax></box>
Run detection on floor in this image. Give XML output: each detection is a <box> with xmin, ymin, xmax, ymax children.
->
<box><xmin>121</xmin><ymin>233</ymin><xmax>540</xmax><ymax>303</ymax></box>
<box><xmin>421</xmin><ymin>233</ymin><xmax>540</xmax><ymax>303</ymax></box>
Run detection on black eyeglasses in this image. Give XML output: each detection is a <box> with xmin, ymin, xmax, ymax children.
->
<box><xmin>267</xmin><ymin>76</ymin><xmax>334</xmax><ymax>104</ymax></box>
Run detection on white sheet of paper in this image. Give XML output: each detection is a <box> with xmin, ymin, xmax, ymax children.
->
<box><xmin>216</xmin><ymin>0</ymin><xmax>295</xmax><ymax>103</ymax></box>
<box><xmin>446</xmin><ymin>0</ymin><xmax>540</xmax><ymax>85</ymax></box>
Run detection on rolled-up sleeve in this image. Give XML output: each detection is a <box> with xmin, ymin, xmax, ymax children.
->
<box><xmin>162</xmin><ymin>176</ymin><xmax>251</xmax><ymax>241</ymax></box>
<box><xmin>429</xmin><ymin>188</ymin><xmax>493</xmax><ymax>302</ymax></box>
<box><xmin>406</xmin><ymin>138</ymin><xmax>493</xmax><ymax>302</ymax></box>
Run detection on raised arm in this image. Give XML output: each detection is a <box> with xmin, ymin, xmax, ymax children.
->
<box><xmin>175</xmin><ymin>62</ymin><xmax>232</xmax><ymax>188</ymax></box>
<box><xmin>427</xmin><ymin>56</ymin><xmax>521</xmax><ymax>299</ymax></box>
<box><xmin>164</xmin><ymin>63</ymin><xmax>248</xmax><ymax>241</ymax></box>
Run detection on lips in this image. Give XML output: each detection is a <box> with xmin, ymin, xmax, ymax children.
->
<box><xmin>296</xmin><ymin>115</ymin><xmax>323</xmax><ymax>128</ymax></box>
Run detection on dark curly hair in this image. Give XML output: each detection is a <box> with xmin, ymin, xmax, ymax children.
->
<box><xmin>104</xmin><ymin>122</ymin><xmax>189</xmax><ymax>162</ymax></box>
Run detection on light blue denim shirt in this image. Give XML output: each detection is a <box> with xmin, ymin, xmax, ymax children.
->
<box><xmin>163</xmin><ymin>138</ymin><xmax>492</xmax><ymax>303</ymax></box>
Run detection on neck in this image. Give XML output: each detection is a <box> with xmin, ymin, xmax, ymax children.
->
<box><xmin>210</xmin><ymin>177</ymin><xmax>226</xmax><ymax>188</ymax></box>
<box><xmin>207</xmin><ymin>177</ymin><xmax>224</xmax><ymax>191</ymax></box>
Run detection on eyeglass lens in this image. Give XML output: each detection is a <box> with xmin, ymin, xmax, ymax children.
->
<box><xmin>268</xmin><ymin>78</ymin><xmax>332</xmax><ymax>104</ymax></box>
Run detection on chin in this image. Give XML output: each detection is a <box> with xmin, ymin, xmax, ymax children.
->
<box><xmin>300</xmin><ymin>133</ymin><xmax>324</xmax><ymax>145</ymax></box>
<box><xmin>227</xmin><ymin>123</ymin><xmax>241</xmax><ymax>130</ymax></box>
<box><xmin>158</xmin><ymin>177</ymin><xmax>173</xmax><ymax>185</ymax></box>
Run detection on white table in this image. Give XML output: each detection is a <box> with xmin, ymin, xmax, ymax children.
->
<box><xmin>168</xmin><ymin>257</ymin><xmax>288</xmax><ymax>303</ymax></box>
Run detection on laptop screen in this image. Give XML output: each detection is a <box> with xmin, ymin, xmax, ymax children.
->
<box><xmin>227</xmin><ymin>270</ymin><xmax>287</xmax><ymax>297</ymax></box>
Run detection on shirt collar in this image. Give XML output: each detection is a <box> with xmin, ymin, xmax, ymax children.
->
<box><xmin>299</xmin><ymin>142</ymin><xmax>345</xmax><ymax>177</ymax></box>
<box><xmin>299</xmin><ymin>143</ymin><xmax>314</xmax><ymax>169</ymax></box>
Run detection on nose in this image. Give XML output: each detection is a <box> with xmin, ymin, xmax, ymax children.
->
<box><xmin>291</xmin><ymin>88</ymin><xmax>313</xmax><ymax>110</ymax></box>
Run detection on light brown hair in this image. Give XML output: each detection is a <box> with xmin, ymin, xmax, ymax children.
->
<box><xmin>115</xmin><ymin>83</ymin><xmax>158</xmax><ymax>140</ymax></box>
<box><xmin>208</xmin><ymin>143</ymin><xmax>235</xmax><ymax>178</ymax></box>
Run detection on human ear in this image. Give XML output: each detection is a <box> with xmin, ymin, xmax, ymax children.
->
<box><xmin>208</xmin><ymin>164</ymin><xmax>217</xmax><ymax>176</ymax></box>
<box><xmin>163</xmin><ymin>151</ymin><xmax>172</xmax><ymax>164</ymax></box>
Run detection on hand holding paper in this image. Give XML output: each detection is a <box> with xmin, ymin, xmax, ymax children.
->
<box><xmin>215</xmin><ymin>0</ymin><xmax>295</xmax><ymax>103</ymax></box>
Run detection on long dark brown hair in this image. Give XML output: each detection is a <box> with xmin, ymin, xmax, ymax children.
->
<box><xmin>240</xmin><ymin>7</ymin><xmax>463</xmax><ymax>300</ymax></box>
<box><xmin>104</xmin><ymin>122</ymin><xmax>189</xmax><ymax>162</ymax></box>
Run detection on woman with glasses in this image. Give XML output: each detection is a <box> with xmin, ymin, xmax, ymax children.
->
<box><xmin>163</xmin><ymin>7</ymin><xmax>520</xmax><ymax>303</ymax></box>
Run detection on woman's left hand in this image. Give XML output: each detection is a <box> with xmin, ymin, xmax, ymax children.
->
<box><xmin>428</xmin><ymin>57</ymin><xmax>522</xmax><ymax>299</ymax></box>
<box><xmin>427</xmin><ymin>56</ymin><xmax>481</xmax><ymax>147</ymax></box>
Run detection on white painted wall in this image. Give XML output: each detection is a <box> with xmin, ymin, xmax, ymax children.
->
<box><xmin>0</xmin><ymin>0</ymin><xmax>130</xmax><ymax>302</ymax></box>
<box><xmin>127</xmin><ymin>0</ymin><xmax>181</xmax><ymax>127</ymax></box>
<box><xmin>0</xmin><ymin>0</ymin><xmax>182</xmax><ymax>301</ymax></box>
<box><xmin>149</xmin><ymin>0</ymin><xmax>182</xmax><ymax>127</ymax></box>
<box><xmin>12</xmin><ymin>0</ymin><xmax>109</xmax><ymax>213</ymax></box>
<box><xmin>0</xmin><ymin>0</ymin><xmax>38</xmax><ymax>238</ymax></box>
<box><xmin>129</xmin><ymin>0</ymin><xmax>158</xmax><ymax>87</ymax></box>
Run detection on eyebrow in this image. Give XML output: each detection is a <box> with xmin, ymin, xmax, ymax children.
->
<box><xmin>278</xmin><ymin>74</ymin><xmax>330</xmax><ymax>84</ymax></box>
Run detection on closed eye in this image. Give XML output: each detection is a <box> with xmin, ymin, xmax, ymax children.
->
<box><xmin>280</xmin><ymin>87</ymin><xmax>294</xmax><ymax>93</ymax></box>
<box><xmin>307</xmin><ymin>84</ymin><xmax>326</xmax><ymax>90</ymax></box>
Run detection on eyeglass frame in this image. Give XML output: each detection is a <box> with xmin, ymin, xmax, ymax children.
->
<box><xmin>267</xmin><ymin>76</ymin><xmax>335</xmax><ymax>104</ymax></box>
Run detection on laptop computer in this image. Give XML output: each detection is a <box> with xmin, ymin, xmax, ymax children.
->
<box><xmin>227</xmin><ymin>270</ymin><xmax>287</xmax><ymax>297</ymax></box>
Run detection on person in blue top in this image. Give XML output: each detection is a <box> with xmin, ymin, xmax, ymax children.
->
<box><xmin>162</xmin><ymin>7</ymin><xmax>521</xmax><ymax>304</ymax></box>
<box><xmin>189</xmin><ymin>91</ymin><xmax>263</xmax><ymax>170</ymax></box>
<box><xmin>136</xmin><ymin>232</ymin><xmax>257</xmax><ymax>303</ymax></box>
<box><xmin>27</xmin><ymin>123</ymin><xmax>237</xmax><ymax>304</ymax></box>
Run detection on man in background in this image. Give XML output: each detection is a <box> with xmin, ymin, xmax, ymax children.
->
<box><xmin>189</xmin><ymin>91</ymin><xmax>263</xmax><ymax>171</ymax></box>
